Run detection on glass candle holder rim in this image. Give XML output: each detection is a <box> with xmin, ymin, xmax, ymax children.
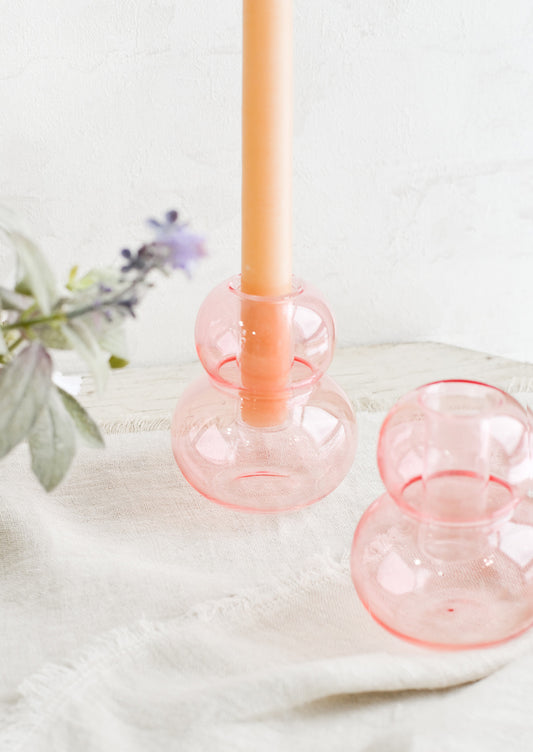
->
<box><xmin>373</xmin><ymin>489</ymin><xmax>517</xmax><ymax>529</ymax></box>
<box><xmin>377</xmin><ymin>380</ymin><xmax>518</xmax><ymax>463</ymax></box>
<box><xmin>207</xmin><ymin>355</ymin><xmax>321</xmax><ymax>397</ymax></box>
<box><xmin>394</xmin><ymin>483</ymin><xmax>518</xmax><ymax>527</ymax></box>
<box><xmin>376</xmin><ymin>378</ymin><xmax>528</xmax><ymax>510</ymax></box>
<box><xmin>415</xmin><ymin>379</ymin><xmax>507</xmax><ymax>419</ymax></box>
<box><xmin>228</xmin><ymin>274</ymin><xmax>305</xmax><ymax>302</ymax></box>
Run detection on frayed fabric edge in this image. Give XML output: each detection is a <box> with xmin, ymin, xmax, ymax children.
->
<box><xmin>0</xmin><ymin>552</ymin><xmax>349</xmax><ymax>749</ymax></box>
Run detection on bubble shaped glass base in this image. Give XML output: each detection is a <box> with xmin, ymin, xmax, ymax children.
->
<box><xmin>351</xmin><ymin>492</ymin><xmax>533</xmax><ymax>649</ymax></box>
<box><xmin>171</xmin><ymin>275</ymin><xmax>356</xmax><ymax>513</ymax></box>
<box><xmin>172</xmin><ymin>372</ymin><xmax>355</xmax><ymax>512</ymax></box>
<box><xmin>350</xmin><ymin>380</ymin><xmax>533</xmax><ymax>649</ymax></box>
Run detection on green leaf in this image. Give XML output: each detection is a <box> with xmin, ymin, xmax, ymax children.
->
<box><xmin>33</xmin><ymin>322</ymin><xmax>72</xmax><ymax>350</ymax></box>
<box><xmin>99</xmin><ymin>324</ymin><xmax>129</xmax><ymax>360</ymax></box>
<box><xmin>0</xmin><ymin>286</ymin><xmax>34</xmax><ymax>312</ymax></box>
<box><xmin>66</xmin><ymin>265</ymin><xmax>79</xmax><ymax>291</ymax></box>
<box><xmin>67</xmin><ymin>269</ymin><xmax>98</xmax><ymax>291</ymax></box>
<box><xmin>62</xmin><ymin>319</ymin><xmax>109</xmax><ymax>392</ymax></box>
<box><xmin>10</xmin><ymin>232</ymin><xmax>58</xmax><ymax>316</ymax></box>
<box><xmin>57</xmin><ymin>386</ymin><xmax>105</xmax><ymax>448</ymax></box>
<box><xmin>14</xmin><ymin>279</ymin><xmax>33</xmax><ymax>296</ymax></box>
<box><xmin>0</xmin><ymin>329</ymin><xmax>6</xmax><ymax>356</ymax></box>
<box><xmin>28</xmin><ymin>388</ymin><xmax>76</xmax><ymax>491</ymax></box>
<box><xmin>109</xmin><ymin>355</ymin><xmax>129</xmax><ymax>369</ymax></box>
<box><xmin>0</xmin><ymin>343</ymin><xmax>52</xmax><ymax>458</ymax></box>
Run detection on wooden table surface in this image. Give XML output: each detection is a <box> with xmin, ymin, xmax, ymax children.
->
<box><xmin>78</xmin><ymin>342</ymin><xmax>533</xmax><ymax>434</ymax></box>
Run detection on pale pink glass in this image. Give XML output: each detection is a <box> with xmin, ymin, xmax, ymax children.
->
<box><xmin>351</xmin><ymin>380</ymin><xmax>533</xmax><ymax>649</ymax></box>
<box><xmin>171</xmin><ymin>275</ymin><xmax>356</xmax><ymax>512</ymax></box>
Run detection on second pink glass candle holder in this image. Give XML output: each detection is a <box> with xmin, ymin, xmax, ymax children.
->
<box><xmin>351</xmin><ymin>380</ymin><xmax>533</xmax><ymax>649</ymax></box>
<box><xmin>171</xmin><ymin>275</ymin><xmax>356</xmax><ymax>512</ymax></box>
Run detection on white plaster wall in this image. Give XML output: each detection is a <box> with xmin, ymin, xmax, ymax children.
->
<box><xmin>1</xmin><ymin>0</ymin><xmax>533</xmax><ymax>366</ymax></box>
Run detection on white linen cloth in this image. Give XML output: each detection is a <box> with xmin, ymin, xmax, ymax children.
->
<box><xmin>1</xmin><ymin>412</ymin><xmax>533</xmax><ymax>750</ymax></box>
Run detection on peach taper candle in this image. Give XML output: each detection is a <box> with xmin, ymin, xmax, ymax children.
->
<box><xmin>240</xmin><ymin>0</ymin><xmax>293</xmax><ymax>426</ymax></box>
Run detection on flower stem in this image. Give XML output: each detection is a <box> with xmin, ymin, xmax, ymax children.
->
<box><xmin>8</xmin><ymin>335</ymin><xmax>24</xmax><ymax>352</ymax></box>
<box><xmin>2</xmin><ymin>312</ymin><xmax>65</xmax><ymax>331</ymax></box>
<box><xmin>1</xmin><ymin>272</ymin><xmax>146</xmax><ymax>335</ymax></box>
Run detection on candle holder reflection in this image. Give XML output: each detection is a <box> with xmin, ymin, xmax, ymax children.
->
<box><xmin>350</xmin><ymin>380</ymin><xmax>533</xmax><ymax>649</ymax></box>
<box><xmin>171</xmin><ymin>275</ymin><xmax>356</xmax><ymax>512</ymax></box>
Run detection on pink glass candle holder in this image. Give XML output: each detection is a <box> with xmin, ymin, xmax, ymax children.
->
<box><xmin>171</xmin><ymin>275</ymin><xmax>356</xmax><ymax>512</ymax></box>
<box><xmin>351</xmin><ymin>380</ymin><xmax>533</xmax><ymax>649</ymax></box>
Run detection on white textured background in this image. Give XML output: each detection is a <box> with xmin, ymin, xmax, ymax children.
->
<box><xmin>1</xmin><ymin>0</ymin><xmax>533</xmax><ymax>366</ymax></box>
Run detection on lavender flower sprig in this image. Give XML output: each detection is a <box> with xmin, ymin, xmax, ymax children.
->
<box><xmin>3</xmin><ymin>210</ymin><xmax>206</xmax><ymax>334</ymax></box>
<box><xmin>0</xmin><ymin>210</ymin><xmax>206</xmax><ymax>491</ymax></box>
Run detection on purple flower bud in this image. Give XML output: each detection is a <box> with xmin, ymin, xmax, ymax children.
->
<box><xmin>166</xmin><ymin>228</ymin><xmax>207</xmax><ymax>277</ymax></box>
<box><xmin>141</xmin><ymin>210</ymin><xmax>207</xmax><ymax>279</ymax></box>
<box><xmin>165</xmin><ymin>209</ymin><xmax>178</xmax><ymax>224</ymax></box>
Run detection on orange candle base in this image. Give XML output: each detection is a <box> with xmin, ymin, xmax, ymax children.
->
<box><xmin>239</xmin><ymin>297</ymin><xmax>292</xmax><ymax>427</ymax></box>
